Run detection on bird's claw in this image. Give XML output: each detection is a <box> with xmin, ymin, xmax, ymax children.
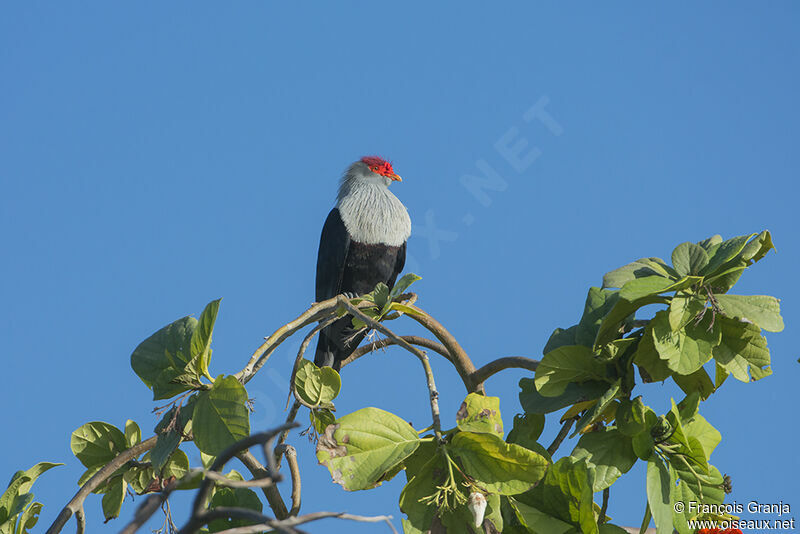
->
<box><xmin>342</xmin><ymin>292</ymin><xmax>358</xmax><ymax>300</ymax></box>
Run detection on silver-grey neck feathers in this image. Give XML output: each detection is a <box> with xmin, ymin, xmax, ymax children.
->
<box><xmin>335</xmin><ymin>161</ymin><xmax>411</xmax><ymax>247</ymax></box>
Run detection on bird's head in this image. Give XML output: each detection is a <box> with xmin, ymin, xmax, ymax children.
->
<box><xmin>359</xmin><ymin>156</ymin><xmax>402</xmax><ymax>182</ymax></box>
<box><xmin>338</xmin><ymin>156</ymin><xmax>403</xmax><ymax>201</ymax></box>
<box><xmin>347</xmin><ymin>156</ymin><xmax>402</xmax><ymax>186</ymax></box>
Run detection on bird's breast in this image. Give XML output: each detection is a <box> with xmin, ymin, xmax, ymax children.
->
<box><xmin>336</xmin><ymin>186</ymin><xmax>411</xmax><ymax>247</ymax></box>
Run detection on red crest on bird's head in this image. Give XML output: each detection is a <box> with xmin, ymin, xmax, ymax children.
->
<box><xmin>360</xmin><ymin>156</ymin><xmax>401</xmax><ymax>181</ymax></box>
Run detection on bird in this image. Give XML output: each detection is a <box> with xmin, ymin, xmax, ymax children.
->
<box><xmin>314</xmin><ymin>156</ymin><xmax>411</xmax><ymax>371</ymax></box>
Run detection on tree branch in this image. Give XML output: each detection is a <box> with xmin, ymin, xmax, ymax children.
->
<box><xmin>276</xmin><ymin>445</ymin><xmax>301</xmax><ymax>516</ymax></box>
<box><xmin>46</xmin><ymin>436</ymin><xmax>158</xmax><ymax>534</ymax></box>
<box><xmin>343</xmin><ymin>335</ymin><xmax>451</xmax><ymax>367</ymax></box>
<box><xmin>547</xmin><ymin>418</ymin><xmax>575</xmax><ymax>456</ymax></box>
<box><xmin>209</xmin><ymin>511</ymin><xmax>398</xmax><ymax>534</ymax></box>
<box><xmin>338</xmin><ymin>296</ymin><xmax>443</xmax><ymax>441</ymax></box>
<box><xmin>403</xmin><ymin>304</ymin><xmax>482</xmax><ymax>393</ymax></box>
<box><xmin>471</xmin><ymin>356</ymin><xmax>539</xmax><ymax>385</ymax></box>
<box><xmin>236</xmin><ymin>450</ymin><xmax>289</xmax><ymax>520</ymax></box>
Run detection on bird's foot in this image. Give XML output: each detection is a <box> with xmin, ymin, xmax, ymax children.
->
<box><xmin>342</xmin><ymin>291</ymin><xmax>358</xmax><ymax>300</ymax></box>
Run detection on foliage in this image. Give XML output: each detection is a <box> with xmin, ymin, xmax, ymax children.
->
<box><xmin>12</xmin><ymin>231</ymin><xmax>784</xmax><ymax>534</ymax></box>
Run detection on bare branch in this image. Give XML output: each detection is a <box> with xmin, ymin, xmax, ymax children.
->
<box><xmin>274</xmin><ymin>400</ymin><xmax>301</xmax><ymax>470</ymax></box>
<box><xmin>236</xmin><ymin>450</ymin><xmax>289</xmax><ymax>520</ymax></box>
<box><xmin>471</xmin><ymin>356</ymin><xmax>539</xmax><ymax>385</ymax></box>
<box><xmin>343</xmin><ymin>335</ymin><xmax>451</xmax><ymax>367</ymax></box>
<box><xmin>276</xmin><ymin>445</ymin><xmax>301</xmax><ymax>516</ymax></box>
<box><xmin>338</xmin><ymin>296</ymin><xmax>443</xmax><ymax>441</ymax></box>
<box><xmin>402</xmin><ymin>304</ymin><xmax>482</xmax><ymax>393</ymax></box>
<box><xmin>236</xmin><ymin>296</ymin><xmax>396</xmax><ymax>385</ymax></box>
<box><xmin>208</xmin><ymin>511</ymin><xmax>398</xmax><ymax>534</ymax></box>
<box><xmin>119</xmin><ymin>479</ymin><xmax>179</xmax><ymax>534</ymax></box>
<box><xmin>203</xmin><ymin>470</ymin><xmax>277</xmax><ymax>489</ymax></box>
<box><xmin>547</xmin><ymin>418</ymin><xmax>575</xmax><ymax>456</ymax></box>
<box><xmin>46</xmin><ymin>436</ymin><xmax>158</xmax><ymax>534</ymax></box>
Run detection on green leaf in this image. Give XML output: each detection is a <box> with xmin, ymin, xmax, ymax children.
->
<box><xmin>684</xmin><ymin>414</ymin><xmax>721</xmax><ymax>460</ymax></box>
<box><xmin>207</xmin><ymin>487</ymin><xmax>263</xmax><ymax>533</ymax></box>
<box><xmin>192</xmin><ymin>376</ymin><xmax>250</xmax><ymax>456</ymax></box>
<box><xmin>70</xmin><ymin>422</ymin><xmax>127</xmax><ymax>469</ymax></box>
<box><xmin>310</xmin><ymin>408</ymin><xmax>336</xmax><ymax>434</ymax></box>
<box><xmin>620</xmin><ymin>275</ymin><xmax>702</xmax><ymax>301</ymax></box>
<box><xmin>399</xmin><ymin>453</ymin><xmax>442</xmax><ymax>533</ymax></box>
<box><xmin>571</xmin><ymin>380</ymin><xmax>620</xmax><ymax>437</ymax></box>
<box><xmin>515</xmin><ymin>457</ymin><xmax>597</xmax><ymax>534</ymax></box>
<box><xmin>534</xmin><ymin>345</ymin><xmax>606</xmax><ymax>397</ymax></box>
<box><xmin>633</xmin><ymin>431</ymin><xmax>655</xmax><ymax>461</ymax></box>
<box><xmin>616</xmin><ymin>397</ymin><xmax>648</xmax><ymax>437</ymax></box>
<box><xmin>162</xmin><ymin>449</ymin><xmax>190</xmax><ymax>480</ymax></box>
<box><xmin>715</xmin><ymin>294</ymin><xmax>784</xmax><ymax>332</ymax></box>
<box><xmin>646</xmin><ymin>457</ymin><xmax>673</xmax><ymax>534</ymax></box>
<box><xmin>0</xmin><ymin>476</ymin><xmax>29</xmax><ymax>524</ymax></box>
<box><xmin>571</xmin><ymin>428</ymin><xmax>637</xmax><ymax>491</ymax></box>
<box><xmin>704</xmin><ymin>264</ymin><xmax>746</xmax><ymax>294</ymax></box>
<box><xmin>543</xmin><ymin>325</ymin><xmax>579</xmax><ymax>353</ymax></box>
<box><xmin>594</xmin><ymin>294</ymin><xmax>669</xmax><ymax>349</ymax></box>
<box><xmin>519</xmin><ymin>378</ymin><xmax>608</xmax><ymax>414</ymax></box>
<box><xmin>713</xmin><ymin>316</ymin><xmax>771</xmax><ymax>382</ymax></box>
<box><xmin>316</xmin><ymin>407</ymin><xmax>420</xmax><ymax>491</ymax></box>
<box><xmin>671</xmin><ymin>242</ymin><xmax>709</xmax><ymax>276</ymax></box>
<box><xmin>388</xmin><ymin>302</ymin><xmax>423</xmax><ymax>317</ymax></box>
<box><xmin>151</xmin><ymin>430</ymin><xmax>182</xmax><ymax>472</ymax></box>
<box><xmin>508</xmin><ymin>498</ymin><xmax>575</xmax><ymax>534</ymax></box>
<box><xmin>189</xmin><ymin>298</ymin><xmax>221</xmax><ymax>382</ymax></box>
<box><xmin>456</xmin><ymin>393</ymin><xmax>503</xmax><ymax>436</ymax></box>
<box><xmin>124</xmin><ymin>420</ymin><xmax>141</xmax><ymax>449</ymax></box>
<box><xmin>450</xmin><ymin>432</ymin><xmax>548</xmax><ymax>495</ymax></box>
<box><xmin>101</xmin><ymin>475</ymin><xmax>126</xmax><ymax>522</ymax></box>
<box><xmin>633</xmin><ymin>327</ymin><xmax>672</xmax><ymax>382</ymax></box>
<box><xmin>651</xmin><ymin>311</ymin><xmax>720</xmax><ymax>375</ymax></box>
<box><xmin>294</xmin><ymin>359</ymin><xmax>340</xmax><ymax>407</ymax></box>
<box><xmin>602</xmin><ymin>257</ymin><xmax>675</xmax><ymax>289</ymax></box>
<box><xmin>668</xmin><ymin>295</ymin><xmax>706</xmax><ymax>331</ymax></box>
<box><xmin>391</xmin><ymin>273</ymin><xmax>422</xmax><ymax>297</ymax></box>
<box><xmin>130</xmin><ymin>315</ymin><xmax>199</xmax><ymax>400</ymax></box>
<box><xmin>506</xmin><ymin>413</ymin><xmax>546</xmax><ymax>451</ymax></box>
<box><xmin>16</xmin><ymin>501</ymin><xmax>42</xmax><ymax>534</ymax></box>
<box><xmin>575</xmin><ymin>288</ymin><xmax>621</xmax><ymax>347</ymax></box>
<box><xmin>672</xmin><ymin>367</ymin><xmax>715</xmax><ymax>400</ymax></box>
<box><xmin>16</xmin><ymin>463</ymin><xmax>62</xmax><ymax>494</ymax></box>
<box><xmin>739</xmin><ymin>230</ymin><xmax>774</xmax><ymax>263</ymax></box>
<box><xmin>699</xmin><ymin>233</ymin><xmax>756</xmax><ymax>276</ymax></box>
<box><xmin>697</xmin><ymin>235</ymin><xmax>723</xmax><ymax>250</ymax></box>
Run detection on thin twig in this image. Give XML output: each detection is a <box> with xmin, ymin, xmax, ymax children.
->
<box><xmin>236</xmin><ymin>450</ymin><xmax>289</xmax><ymax>520</ymax></box>
<box><xmin>600</xmin><ymin>487</ymin><xmax>609</xmax><ymax>524</ymax></box>
<box><xmin>547</xmin><ymin>418</ymin><xmax>575</xmax><ymax>456</ymax></box>
<box><xmin>471</xmin><ymin>356</ymin><xmax>540</xmax><ymax>385</ymax></box>
<box><xmin>276</xmin><ymin>445</ymin><xmax>302</xmax><ymax>516</ymax></box>
<box><xmin>120</xmin><ymin>478</ymin><xmax>181</xmax><ymax>534</ymax></box>
<box><xmin>338</xmin><ymin>296</ymin><xmax>443</xmax><ymax>441</ymax></box>
<box><xmin>46</xmin><ymin>436</ymin><xmax>159</xmax><ymax>534</ymax></box>
<box><xmin>208</xmin><ymin>511</ymin><xmax>398</xmax><ymax>534</ymax></box>
<box><xmin>203</xmin><ymin>471</ymin><xmax>277</xmax><ymax>489</ymax></box>
<box><xmin>344</xmin><ymin>335</ymin><xmax>451</xmax><ymax>366</ymax></box>
<box><xmin>403</xmin><ymin>303</ymin><xmax>482</xmax><ymax>393</ymax></box>
<box><xmin>274</xmin><ymin>400</ymin><xmax>301</xmax><ymax>470</ymax></box>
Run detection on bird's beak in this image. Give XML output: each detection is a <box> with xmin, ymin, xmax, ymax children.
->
<box><xmin>390</xmin><ymin>173</ymin><xmax>402</xmax><ymax>182</ymax></box>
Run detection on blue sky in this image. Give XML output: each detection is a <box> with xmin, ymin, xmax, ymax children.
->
<box><xmin>2</xmin><ymin>3</ymin><xmax>798</xmax><ymax>532</ymax></box>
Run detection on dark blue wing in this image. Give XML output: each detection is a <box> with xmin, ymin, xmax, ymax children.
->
<box><xmin>315</xmin><ymin>208</ymin><xmax>350</xmax><ymax>302</ymax></box>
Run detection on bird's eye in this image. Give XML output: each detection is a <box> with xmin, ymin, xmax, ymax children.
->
<box><xmin>371</xmin><ymin>166</ymin><xmax>379</xmax><ymax>172</ymax></box>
